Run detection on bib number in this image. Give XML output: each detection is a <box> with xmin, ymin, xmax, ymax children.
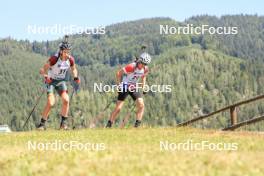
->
<box><xmin>59</xmin><ymin>69</ymin><xmax>67</xmax><ymax>75</ymax></box>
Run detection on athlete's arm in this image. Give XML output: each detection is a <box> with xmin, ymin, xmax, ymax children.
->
<box><xmin>141</xmin><ymin>76</ymin><xmax>147</xmax><ymax>89</ymax></box>
<box><xmin>39</xmin><ymin>61</ymin><xmax>50</xmax><ymax>77</ymax></box>
<box><xmin>40</xmin><ymin>56</ymin><xmax>58</xmax><ymax>77</ymax></box>
<box><xmin>117</xmin><ymin>63</ymin><xmax>135</xmax><ymax>85</ymax></box>
<box><xmin>141</xmin><ymin>66</ymin><xmax>149</xmax><ymax>91</ymax></box>
<box><xmin>69</xmin><ymin>56</ymin><xmax>78</xmax><ymax>78</ymax></box>
<box><xmin>116</xmin><ymin>69</ymin><xmax>124</xmax><ymax>85</ymax></box>
<box><xmin>71</xmin><ymin>64</ymin><xmax>78</xmax><ymax>78</ymax></box>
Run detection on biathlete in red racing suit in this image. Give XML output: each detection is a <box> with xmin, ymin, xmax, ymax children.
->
<box><xmin>106</xmin><ymin>52</ymin><xmax>151</xmax><ymax>128</ymax></box>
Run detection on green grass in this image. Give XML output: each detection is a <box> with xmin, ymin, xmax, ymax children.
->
<box><xmin>0</xmin><ymin>128</ymin><xmax>263</xmax><ymax>176</ymax></box>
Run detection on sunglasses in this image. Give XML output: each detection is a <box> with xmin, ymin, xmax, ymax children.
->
<box><xmin>62</xmin><ymin>50</ymin><xmax>70</xmax><ymax>54</ymax></box>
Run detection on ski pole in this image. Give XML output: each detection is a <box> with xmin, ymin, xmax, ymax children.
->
<box><xmin>135</xmin><ymin>45</ymin><xmax>147</xmax><ymax>61</ymax></box>
<box><xmin>69</xmin><ymin>86</ymin><xmax>76</xmax><ymax>129</ymax></box>
<box><xmin>22</xmin><ymin>89</ymin><xmax>45</xmax><ymax>130</ymax></box>
<box><xmin>120</xmin><ymin>90</ymin><xmax>149</xmax><ymax>128</ymax></box>
<box><xmin>119</xmin><ymin>103</ymin><xmax>136</xmax><ymax>128</ymax></box>
<box><xmin>68</xmin><ymin>78</ymin><xmax>81</xmax><ymax>129</ymax></box>
<box><xmin>89</xmin><ymin>93</ymin><xmax>116</xmax><ymax>128</ymax></box>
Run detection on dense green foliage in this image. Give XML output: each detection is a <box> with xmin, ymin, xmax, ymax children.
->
<box><xmin>186</xmin><ymin>15</ymin><xmax>264</xmax><ymax>61</ymax></box>
<box><xmin>1</xmin><ymin>15</ymin><xmax>264</xmax><ymax>131</ymax></box>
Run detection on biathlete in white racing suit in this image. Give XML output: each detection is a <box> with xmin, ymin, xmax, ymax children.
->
<box><xmin>37</xmin><ymin>42</ymin><xmax>80</xmax><ymax>130</ymax></box>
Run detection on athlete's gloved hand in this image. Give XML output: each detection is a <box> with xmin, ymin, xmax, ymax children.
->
<box><xmin>73</xmin><ymin>77</ymin><xmax>80</xmax><ymax>92</ymax></box>
<box><xmin>44</xmin><ymin>76</ymin><xmax>52</xmax><ymax>84</ymax></box>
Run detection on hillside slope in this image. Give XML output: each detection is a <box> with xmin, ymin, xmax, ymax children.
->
<box><xmin>0</xmin><ymin>128</ymin><xmax>263</xmax><ymax>176</ymax></box>
<box><xmin>1</xmin><ymin>46</ymin><xmax>264</xmax><ymax>131</ymax></box>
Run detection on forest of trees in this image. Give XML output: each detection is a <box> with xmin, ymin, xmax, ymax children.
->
<box><xmin>1</xmin><ymin>15</ymin><xmax>264</xmax><ymax>131</ymax></box>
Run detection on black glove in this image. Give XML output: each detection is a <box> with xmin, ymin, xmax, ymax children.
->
<box><xmin>73</xmin><ymin>77</ymin><xmax>80</xmax><ymax>92</ymax></box>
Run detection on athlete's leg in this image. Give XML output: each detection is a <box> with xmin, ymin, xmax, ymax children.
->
<box><xmin>37</xmin><ymin>93</ymin><xmax>55</xmax><ymax>129</ymax></box>
<box><xmin>59</xmin><ymin>91</ymin><xmax>70</xmax><ymax>129</ymax></box>
<box><xmin>106</xmin><ymin>91</ymin><xmax>128</xmax><ymax>127</ymax></box>
<box><xmin>41</xmin><ymin>93</ymin><xmax>56</xmax><ymax>119</ymax></box>
<box><xmin>135</xmin><ymin>97</ymin><xmax>144</xmax><ymax>121</ymax></box>
<box><xmin>54</xmin><ymin>81</ymin><xmax>70</xmax><ymax>129</ymax></box>
<box><xmin>60</xmin><ymin>91</ymin><xmax>69</xmax><ymax>117</ymax></box>
<box><xmin>134</xmin><ymin>93</ymin><xmax>144</xmax><ymax>127</ymax></box>
<box><xmin>109</xmin><ymin>100</ymin><xmax>125</xmax><ymax>122</ymax></box>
